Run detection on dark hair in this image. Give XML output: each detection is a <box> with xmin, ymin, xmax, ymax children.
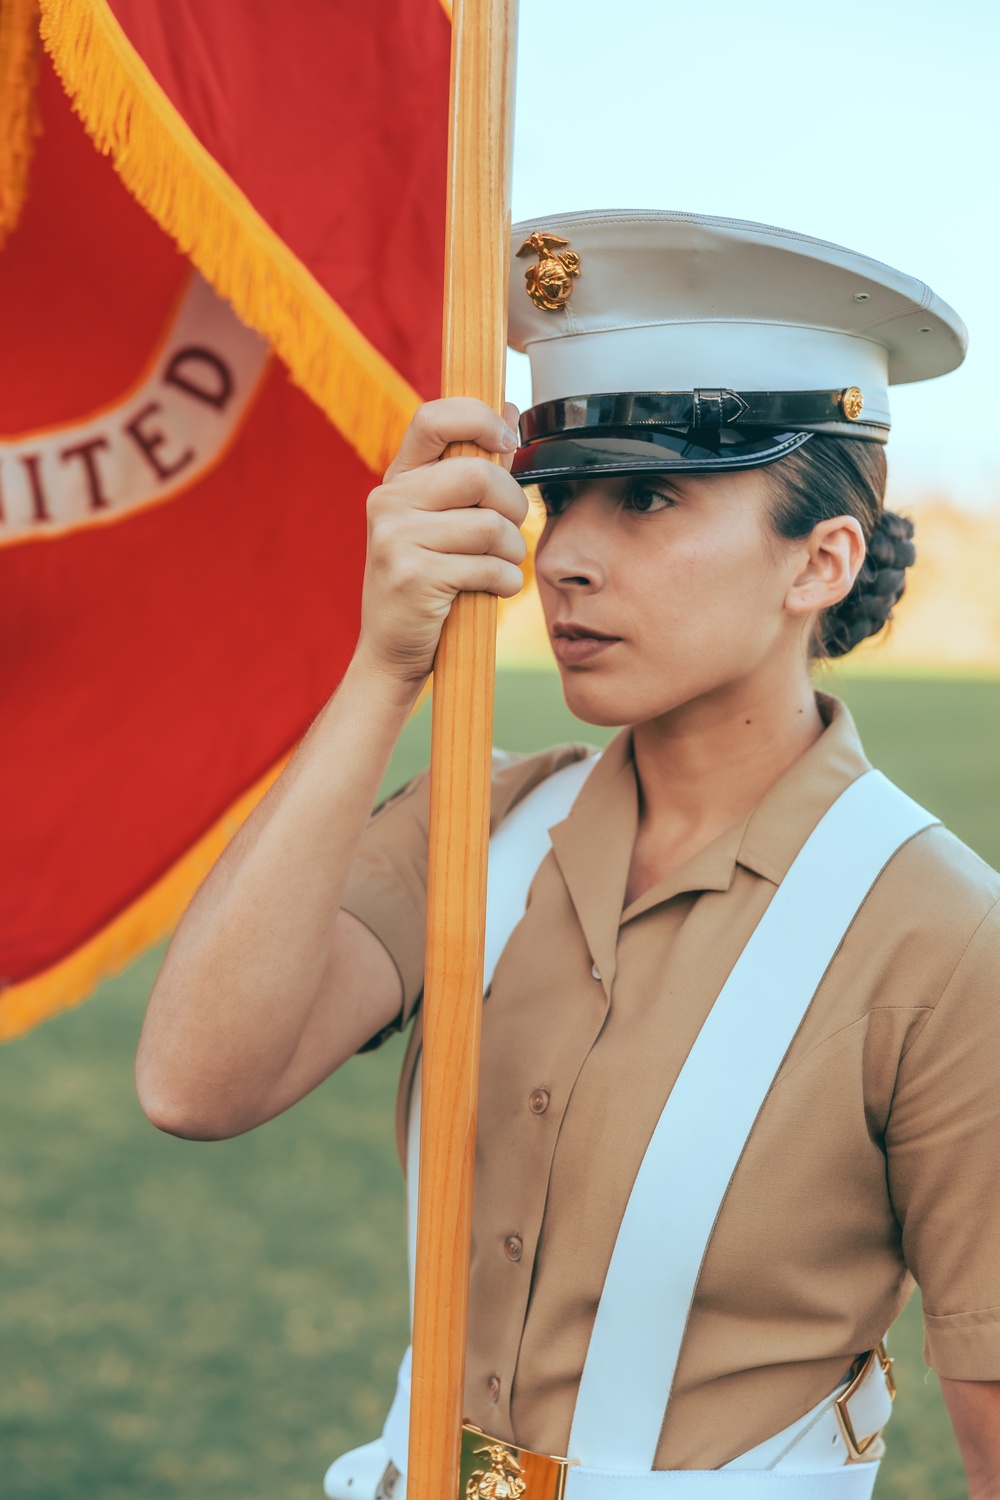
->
<box><xmin>766</xmin><ymin>435</ymin><xmax>916</xmax><ymax>658</ymax></box>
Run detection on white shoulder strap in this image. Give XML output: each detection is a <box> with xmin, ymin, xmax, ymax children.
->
<box><xmin>567</xmin><ymin>770</ymin><xmax>936</xmax><ymax>1470</ymax></box>
<box><xmin>387</xmin><ymin>752</ymin><xmax>599</xmax><ymax>1472</ymax></box>
<box><xmin>484</xmin><ymin>752</ymin><xmax>600</xmax><ymax>988</ymax></box>
<box><xmin>409</xmin><ymin>747</ymin><xmax>598</xmax><ymax>1249</ymax></box>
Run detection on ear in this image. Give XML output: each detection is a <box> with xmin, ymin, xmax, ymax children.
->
<box><xmin>783</xmin><ymin>515</ymin><xmax>866</xmax><ymax>620</ymax></box>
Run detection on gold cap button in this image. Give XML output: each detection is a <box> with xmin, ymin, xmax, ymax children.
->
<box><xmin>840</xmin><ymin>386</ymin><xmax>864</xmax><ymax>421</ymax></box>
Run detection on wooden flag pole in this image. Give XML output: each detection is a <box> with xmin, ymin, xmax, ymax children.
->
<box><xmin>406</xmin><ymin>2</ymin><xmax>518</xmax><ymax>1499</ymax></box>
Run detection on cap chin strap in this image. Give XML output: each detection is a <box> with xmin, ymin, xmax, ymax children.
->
<box><xmin>519</xmin><ymin>389</ymin><xmax>889</xmax><ymax>453</ymax></box>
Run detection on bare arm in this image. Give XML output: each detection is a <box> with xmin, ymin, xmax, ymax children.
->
<box><xmin>941</xmin><ymin>1378</ymin><xmax>1000</xmax><ymax>1499</ymax></box>
<box><xmin>136</xmin><ymin>398</ymin><xmax>526</xmax><ymax>1140</ymax></box>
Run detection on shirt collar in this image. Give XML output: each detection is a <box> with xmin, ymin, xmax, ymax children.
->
<box><xmin>548</xmin><ymin>728</ymin><xmax>637</xmax><ymax>991</ymax></box>
<box><xmin>547</xmin><ymin>695</ymin><xmax>871</xmax><ymax>960</ymax></box>
<box><xmin>735</xmin><ymin>693</ymin><xmax>871</xmax><ymax>885</ymax></box>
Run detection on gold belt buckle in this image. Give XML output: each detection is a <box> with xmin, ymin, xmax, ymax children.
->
<box><xmin>833</xmin><ymin>1342</ymin><xmax>896</xmax><ymax>1462</ymax></box>
<box><xmin>460</xmin><ymin>1422</ymin><xmax>576</xmax><ymax>1500</ymax></box>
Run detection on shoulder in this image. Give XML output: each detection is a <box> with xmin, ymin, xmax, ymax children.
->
<box><xmin>489</xmin><ymin>742</ymin><xmax>598</xmax><ymax>830</ymax></box>
<box><xmin>871</xmin><ymin>819</ymin><xmax>1000</xmax><ymax>1017</ymax></box>
<box><xmin>367</xmin><ymin>741</ymin><xmax>598</xmax><ymax>839</ymax></box>
<box><xmin>888</xmin><ymin>821</ymin><xmax>1000</xmax><ymax>940</ymax></box>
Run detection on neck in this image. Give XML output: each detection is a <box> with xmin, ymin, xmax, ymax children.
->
<box><xmin>627</xmin><ymin>663</ymin><xmax>823</xmax><ymax>892</ymax></box>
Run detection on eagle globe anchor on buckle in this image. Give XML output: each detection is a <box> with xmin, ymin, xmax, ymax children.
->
<box><xmin>367</xmin><ymin>1425</ymin><xmax>575</xmax><ymax>1500</ymax></box>
<box><xmin>458</xmin><ymin>1423</ymin><xmax>576</xmax><ymax>1500</ymax></box>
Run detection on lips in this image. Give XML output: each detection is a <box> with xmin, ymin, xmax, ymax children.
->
<box><xmin>551</xmin><ymin>622</ymin><xmax>621</xmax><ymax>666</ymax></box>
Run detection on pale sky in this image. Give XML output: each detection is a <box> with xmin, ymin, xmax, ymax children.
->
<box><xmin>506</xmin><ymin>0</ymin><xmax>1000</xmax><ymax>510</ymax></box>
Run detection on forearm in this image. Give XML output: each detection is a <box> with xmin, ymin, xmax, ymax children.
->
<box><xmin>941</xmin><ymin>1377</ymin><xmax>1000</xmax><ymax>1498</ymax></box>
<box><xmin>136</xmin><ymin>651</ymin><xmax>418</xmax><ymax>1135</ymax></box>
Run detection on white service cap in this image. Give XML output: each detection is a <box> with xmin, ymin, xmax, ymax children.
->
<box><xmin>508</xmin><ymin>209</ymin><xmax>967</xmax><ymax>483</ymax></box>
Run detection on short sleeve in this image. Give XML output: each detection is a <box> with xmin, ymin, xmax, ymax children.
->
<box><xmin>342</xmin><ymin>770</ymin><xmax>433</xmax><ymax>1031</ymax></box>
<box><xmin>342</xmin><ymin>742</ymin><xmax>597</xmax><ymax>1045</ymax></box>
<box><xmin>886</xmin><ymin>896</ymin><xmax>1000</xmax><ymax>1379</ymax></box>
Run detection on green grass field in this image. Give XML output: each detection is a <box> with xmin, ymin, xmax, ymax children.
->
<box><xmin>3</xmin><ymin>671</ymin><xmax>997</xmax><ymax>1499</ymax></box>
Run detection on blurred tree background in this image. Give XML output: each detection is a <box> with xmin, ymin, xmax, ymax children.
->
<box><xmin>3</xmin><ymin>669</ymin><xmax>996</xmax><ymax>1499</ymax></box>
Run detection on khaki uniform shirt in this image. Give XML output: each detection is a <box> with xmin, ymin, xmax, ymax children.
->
<box><xmin>343</xmin><ymin>696</ymin><xmax>1000</xmax><ymax>1469</ymax></box>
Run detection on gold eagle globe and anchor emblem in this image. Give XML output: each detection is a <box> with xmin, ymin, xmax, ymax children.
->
<box><xmin>466</xmin><ymin>1444</ymin><xmax>529</xmax><ymax>1500</ymax></box>
<box><xmin>517</xmin><ymin>231</ymin><xmax>581</xmax><ymax>312</ymax></box>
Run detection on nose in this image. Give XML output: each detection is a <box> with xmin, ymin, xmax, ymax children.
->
<box><xmin>535</xmin><ymin>498</ymin><xmax>606</xmax><ymax>592</ymax></box>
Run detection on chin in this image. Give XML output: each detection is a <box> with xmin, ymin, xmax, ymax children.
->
<box><xmin>557</xmin><ymin>668</ymin><xmax>648</xmax><ymax>729</ymax></box>
<box><xmin>557</xmin><ymin>660</ymin><xmax>704</xmax><ymax>729</ymax></box>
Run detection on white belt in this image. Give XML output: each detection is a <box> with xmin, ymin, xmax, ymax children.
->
<box><xmin>725</xmin><ymin>1345</ymin><xmax>894</xmax><ymax>1471</ymax></box>
<box><xmin>327</xmin><ymin>1439</ymin><xmax>879</xmax><ymax>1500</ymax></box>
<box><xmin>564</xmin><ymin>1469</ymin><xmax>878</xmax><ymax>1499</ymax></box>
<box><xmin>327</xmin><ymin>1340</ymin><xmax>894</xmax><ymax>1498</ymax></box>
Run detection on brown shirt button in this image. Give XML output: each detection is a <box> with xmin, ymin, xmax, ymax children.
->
<box><xmin>529</xmin><ymin>1088</ymin><xmax>550</xmax><ymax>1115</ymax></box>
<box><xmin>487</xmin><ymin>1374</ymin><xmax>501</xmax><ymax>1404</ymax></box>
<box><xmin>503</xmin><ymin>1234</ymin><xmax>523</xmax><ymax>1262</ymax></box>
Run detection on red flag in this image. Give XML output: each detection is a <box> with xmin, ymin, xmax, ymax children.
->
<box><xmin>0</xmin><ymin>2</ymin><xmax>451</xmax><ymax>1037</ymax></box>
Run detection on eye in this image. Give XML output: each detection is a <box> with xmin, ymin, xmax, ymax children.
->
<box><xmin>624</xmin><ymin>479</ymin><xmax>676</xmax><ymax>514</ymax></box>
<box><xmin>538</xmin><ymin>481</ymin><xmax>574</xmax><ymax>517</ymax></box>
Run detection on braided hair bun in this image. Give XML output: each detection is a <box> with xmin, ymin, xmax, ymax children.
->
<box><xmin>821</xmin><ymin>509</ymin><xmax>915</xmax><ymax>658</ymax></box>
<box><xmin>767</xmin><ymin>434</ymin><xmax>915</xmax><ymax>660</ymax></box>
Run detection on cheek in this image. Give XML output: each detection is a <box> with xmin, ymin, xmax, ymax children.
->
<box><xmin>626</xmin><ymin>525</ymin><xmax>770</xmax><ymax>638</ymax></box>
<box><xmin>626</xmin><ymin>525</ymin><xmax>791</xmax><ymax>666</ymax></box>
<box><xmin>536</xmin><ymin>507</ymin><xmax>788</xmax><ymax>657</ymax></box>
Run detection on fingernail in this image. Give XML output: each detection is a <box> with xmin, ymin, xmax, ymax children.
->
<box><xmin>501</xmin><ymin>424</ymin><xmax>519</xmax><ymax>451</ymax></box>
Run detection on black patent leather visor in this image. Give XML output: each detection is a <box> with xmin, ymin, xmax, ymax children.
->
<box><xmin>512</xmin><ymin>426</ymin><xmax>813</xmax><ymax>484</ymax></box>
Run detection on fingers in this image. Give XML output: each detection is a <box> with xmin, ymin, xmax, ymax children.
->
<box><xmin>366</xmin><ymin>398</ymin><xmax>529</xmax><ymax>619</ymax></box>
<box><xmin>371</xmin><ymin>454</ymin><xmax>529</xmax><ymax>528</ymax></box>
<box><xmin>411</xmin><ymin>506</ymin><xmax>528</xmax><ymax>566</ymax></box>
<box><xmin>443</xmin><ymin>558</ymin><xmax>524</xmax><ymax>597</ymax></box>
<box><xmin>423</xmin><ymin>551</ymin><xmax>526</xmax><ymax>600</ymax></box>
<box><xmin>385</xmin><ymin>398</ymin><xmax>520</xmax><ymax>479</ymax></box>
<box><xmin>367</xmin><ymin>502</ymin><xmax>527</xmax><ymax>595</ymax></box>
<box><xmin>497</xmin><ymin>401</ymin><xmax>522</xmax><ymax>474</ymax></box>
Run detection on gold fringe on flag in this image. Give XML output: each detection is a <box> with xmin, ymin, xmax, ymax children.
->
<box><xmin>0</xmin><ymin>754</ymin><xmax>291</xmax><ymax>1041</ymax></box>
<box><xmin>0</xmin><ymin>0</ymin><xmax>40</xmax><ymax>246</ymax></box>
<box><xmin>37</xmin><ymin>0</ymin><xmax>424</xmax><ymax>476</ymax></box>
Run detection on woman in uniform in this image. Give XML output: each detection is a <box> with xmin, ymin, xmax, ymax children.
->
<box><xmin>136</xmin><ymin>212</ymin><xmax>1000</xmax><ymax>1497</ymax></box>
